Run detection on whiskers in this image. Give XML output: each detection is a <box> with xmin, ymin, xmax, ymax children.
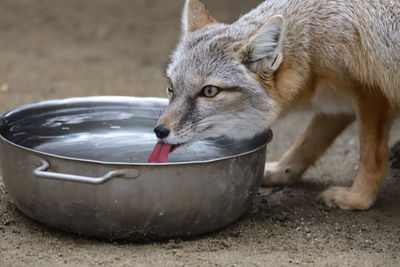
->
<box><xmin>156</xmin><ymin>105</ymin><xmax>165</xmax><ymax>119</ymax></box>
<box><xmin>151</xmin><ymin>104</ymin><xmax>166</xmax><ymax>126</ymax></box>
<box><xmin>174</xmin><ymin>114</ymin><xmax>265</xmax><ymax>143</ymax></box>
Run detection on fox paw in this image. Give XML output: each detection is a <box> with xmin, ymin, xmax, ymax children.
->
<box><xmin>262</xmin><ymin>162</ymin><xmax>300</xmax><ymax>186</ymax></box>
<box><xmin>317</xmin><ymin>186</ymin><xmax>375</xmax><ymax>210</ymax></box>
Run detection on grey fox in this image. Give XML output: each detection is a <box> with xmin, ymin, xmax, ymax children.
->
<box><xmin>154</xmin><ymin>0</ymin><xmax>400</xmax><ymax>210</ymax></box>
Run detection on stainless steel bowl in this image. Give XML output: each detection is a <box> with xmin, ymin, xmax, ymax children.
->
<box><xmin>0</xmin><ymin>96</ymin><xmax>272</xmax><ymax>239</ymax></box>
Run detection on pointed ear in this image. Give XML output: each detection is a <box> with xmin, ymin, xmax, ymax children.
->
<box><xmin>238</xmin><ymin>15</ymin><xmax>285</xmax><ymax>73</ymax></box>
<box><xmin>182</xmin><ymin>0</ymin><xmax>217</xmax><ymax>36</ymax></box>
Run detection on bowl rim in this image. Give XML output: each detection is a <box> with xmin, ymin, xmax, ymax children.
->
<box><xmin>0</xmin><ymin>96</ymin><xmax>272</xmax><ymax>166</ymax></box>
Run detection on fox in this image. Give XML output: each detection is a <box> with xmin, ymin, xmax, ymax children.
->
<box><xmin>154</xmin><ymin>0</ymin><xmax>400</xmax><ymax>210</ymax></box>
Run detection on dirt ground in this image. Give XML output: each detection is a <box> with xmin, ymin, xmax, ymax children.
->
<box><xmin>0</xmin><ymin>0</ymin><xmax>399</xmax><ymax>266</ymax></box>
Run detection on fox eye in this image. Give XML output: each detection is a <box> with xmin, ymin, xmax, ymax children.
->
<box><xmin>201</xmin><ymin>86</ymin><xmax>221</xmax><ymax>98</ymax></box>
<box><xmin>166</xmin><ymin>86</ymin><xmax>174</xmax><ymax>94</ymax></box>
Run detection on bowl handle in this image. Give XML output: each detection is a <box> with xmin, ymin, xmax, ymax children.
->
<box><xmin>33</xmin><ymin>159</ymin><xmax>140</xmax><ymax>185</ymax></box>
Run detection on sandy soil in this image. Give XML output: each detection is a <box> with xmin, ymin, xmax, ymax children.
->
<box><xmin>0</xmin><ymin>1</ymin><xmax>399</xmax><ymax>266</ymax></box>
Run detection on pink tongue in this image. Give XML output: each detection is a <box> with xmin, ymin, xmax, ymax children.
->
<box><xmin>148</xmin><ymin>142</ymin><xmax>173</xmax><ymax>163</ymax></box>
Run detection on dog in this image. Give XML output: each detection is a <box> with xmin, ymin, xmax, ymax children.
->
<box><xmin>154</xmin><ymin>0</ymin><xmax>400</xmax><ymax>210</ymax></box>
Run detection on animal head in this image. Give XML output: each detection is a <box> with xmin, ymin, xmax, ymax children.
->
<box><xmin>155</xmin><ymin>0</ymin><xmax>288</xmax><ymax>145</ymax></box>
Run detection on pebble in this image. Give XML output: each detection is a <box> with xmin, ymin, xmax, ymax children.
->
<box><xmin>0</xmin><ymin>83</ymin><xmax>9</xmax><ymax>92</ymax></box>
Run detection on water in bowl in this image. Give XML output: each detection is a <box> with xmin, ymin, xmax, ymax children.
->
<box><xmin>2</xmin><ymin>104</ymin><xmax>268</xmax><ymax>163</ymax></box>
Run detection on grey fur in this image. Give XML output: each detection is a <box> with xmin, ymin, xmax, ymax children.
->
<box><xmin>157</xmin><ymin>0</ymin><xmax>400</xmax><ymax>145</ymax></box>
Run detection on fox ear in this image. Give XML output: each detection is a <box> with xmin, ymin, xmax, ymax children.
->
<box><xmin>238</xmin><ymin>15</ymin><xmax>285</xmax><ymax>73</ymax></box>
<box><xmin>182</xmin><ymin>0</ymin><xmax>217</xmax><ymax>36</ymax></box>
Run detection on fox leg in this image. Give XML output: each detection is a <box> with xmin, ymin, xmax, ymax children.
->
<box><xmin>263</xmin><ymin>113</ymin><xmax>354</xmax><ymax>185</ymax></box>
<box><xmin>319</xmin><ymin>93</ymin><xmax>393</xmax><ymax>210</ymax></box>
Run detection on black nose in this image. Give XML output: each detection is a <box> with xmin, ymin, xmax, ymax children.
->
<box><xmin>154</xmin><ymin>125</ymin><xmax>170</xmax><ymax>139</ymax></box>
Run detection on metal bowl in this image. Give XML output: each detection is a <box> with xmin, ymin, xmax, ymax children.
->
<box><xmin>0</xmin><ymin>96</ymin><xmax>272</xmax><ymax>239</ymax></box>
